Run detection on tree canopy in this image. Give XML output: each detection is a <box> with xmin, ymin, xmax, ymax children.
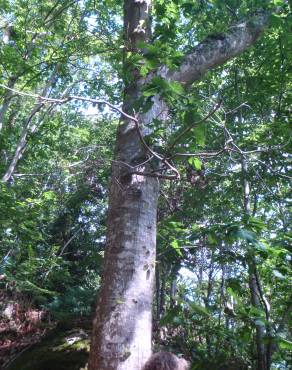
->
<box><xmin>0</xmin><ymin>1</ymin><xmax>291</xmax><ymax>369</ymax></box>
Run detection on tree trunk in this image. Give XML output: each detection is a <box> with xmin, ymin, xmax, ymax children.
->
<box><xmin>1</xmin><ymin>67</ymin><xmax>58</xmax><ymax>182</ymax></box>
<box><xmin>241</xmin><ymin>158</ymin><xmax>268</xmax><ymax>370</ymax></box>
<box><xmin>88</xmin><ymin>1</ymin><xmax>159</xmax><ymax>369</ymax></box>
<box><xmin>88</xmin><ymin>3</ymin><xmax>270</xmax><ymax>369</ymax></box>
<box><xmin>248</xmin><ymin>268</ymin><xmax>267</xmax><ymax>370</ymax></box>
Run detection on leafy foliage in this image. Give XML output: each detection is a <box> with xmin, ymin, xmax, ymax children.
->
<box><xmin>0</xmin><ymin>0</ymin><xmax>291</xmax><ymax>368</ymax></box>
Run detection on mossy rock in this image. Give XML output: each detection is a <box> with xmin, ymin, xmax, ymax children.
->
<box><xmin>6</xmin><ymin>329</ymin><xmax>89</xmax><ymax>370</ymax></box>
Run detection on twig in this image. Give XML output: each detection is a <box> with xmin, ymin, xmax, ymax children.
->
<box><xmin>166</xmin><ymin>100</ymin><xmax>222</xmax><ymax>156</ymax></box>
<box><xmin>112</xmin><ymin>159</ymin><xmax>178</xmax><ymax>180</ymax></box>
<box><xmin>253</xmin><ymin>158</ymin><xmax>292</xmax><ymax>180</ymax></box>
<box><xmin>58</xmin><ymin>228</ymin><xmax>82</xmax><ymax>256</ymax></box>
<box><xmin>0</xmin><ymin>84</ymin><xmax>180</xmax><ymax>179</ymax></box>
<box><xmin>171</xmin><ymin>148</ymin><xmax>227</xmax><ymax>158</ymax></box>
<box><xmin>158</xmin><ymin>244</ymin><xmax>201</xmax><ymax>257</ymax></box>
<box><xmin>128</xmin><ymin>110</ymin><xmax>180</xmax><ymax>179</ymax></box>
<box><xmin>12</xmin><ymin>173</ymin><xmax>44</xmax><ymax>177</ymax></box>
<box><xmin>225</xmin><ymin>101</ymin><xmax>250</xmax><ymax>115</ymax></box>
<box><xmin>0</xmin><ymin>83</ymin><xmax>132</xmax><ymax>117</ymax></box>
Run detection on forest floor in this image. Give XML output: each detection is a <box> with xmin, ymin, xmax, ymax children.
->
<box><xmin>0</xmin><ymin>290</ymin><xmax>55</xmax><ymax>368</ymax></box>
<box><xmin>0</xmin><ymin>286</ymin><xmax>93</xmax><ymax>370</ymax></box>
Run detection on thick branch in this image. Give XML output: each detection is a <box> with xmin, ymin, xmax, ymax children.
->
<box><xmin>1</xmin><ymin>104</ymin><xmax>45</xmax><ymax>182</ymax></box>
<box><xmin>169</xmin><ymin>11</ymin><xmax>269</xmax><ymax>85</ymax></box>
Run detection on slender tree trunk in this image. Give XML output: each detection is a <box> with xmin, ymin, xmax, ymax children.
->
<box><xmin>0</xmin><ymin>25</ymin><xmax>17</xmax><ymax>132</ymax></box>
<box><xmin>0</xmin><ymin>76</ymin><xmax>17</xmax><ymax>132</ymax></box>
<box><xmin>154</xmin><ymin>265</ymin><xmax>167</xmax><ymax>320</ymax></box>
<box><xmin>242</xmin><ymin>158</ymin><xmax>267</xmax><ymax>370</ymax></box>
<box><xmin>1</xmin><ymin>67</ymin><xmax>58</xmax><ymax>182</ymax></box>
<box><xmin>155</xmin><ymin>267</ymin><xmax>161</xmax><ymax>320</ymax></box>
<box><xmin>89</xmin><ymin>3</ymin><xmax>270</xmax><ymax>369</ymax></box>
<box><xmin>248</xmin><ymin>265</ymin><xmax>267</xmax><ymax>370</ymax></box>
<box><xmin>236</xmin><ymin>56</ymin><xmax>269</xmax><ymax>367</ymax></box>
<box><xmin>170</xmin><ymin>278</ymin><xmax>177</xmax><ymax>308</ymax></box>
<box><xmin>2</xmin><ymin>104</ymin><xmax>44</xmax><ymax>182</ymax></box>
<box><xmin>159</xmin><ymin>269</ymin><xmax>167</xmax><ymax>317</ymax></box>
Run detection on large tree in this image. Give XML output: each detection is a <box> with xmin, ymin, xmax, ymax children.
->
<box><xmin>88</xmin><ymin>1</ymin><xmax>275</xmax><ymax>370</ymax></box>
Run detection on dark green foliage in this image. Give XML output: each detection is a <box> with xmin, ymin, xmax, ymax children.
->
<box><xmin>6</xmin><ymin>329</ymin><xmax>89</xmax><ymax>370</ymax></box>
<box><xmin>0</xmin><ymin>0</ymin><xmax>291</xmax><ymax>368</ymax></box>
<box><xmin>46</xmin><ymin>285</ymin><xmax>99</xmax><ymax>320</ymax></box>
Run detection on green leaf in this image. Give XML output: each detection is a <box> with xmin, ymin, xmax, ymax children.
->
<box><xmin>278</xmin><ymin>337</ymin><xmax>292</xmax><ymax>350</ymax></box>
<box><xmin>188</xmin><ymin>302</ymin><xmax>209</xmax><ymax>317</ymax></box>
<box><xmin>226</xmin><ymin>287</ymin><xmax>239</xmax><ymax>300</ymax></box>
<box><xmin>255</xmin><ymin>241</ymin><xmax>268</xmax><ymax>253</ymax></box>
<box><xmin>188</xmin><ymin>157</ymin><xmax>202</xmax><ymax>170</ymax></box>
<box><xmin>160</xmin><ymin>307</ymin><xmax>181</xmax><ymax>325</ymax></box>
<box><xmin>183</xmin><ymin>110</ymin><xmax>201</xmax><ymax>125</ymax></box>
<box><xmin>270</xmin><ymin>14</ymin><xmax>283</xmax><ymax>27</ymax></box>
<box><xmin>140</xmin><ymin>65</ymin><xmax>149</xmax><ymax>77</ymax></box>
<box><xmin>170</xmin><ymin>240</ymin><xmax>183</xmax><ymax>256</ymax></box>
<box><xmin>207</xmin><ymin>234</ymin><xmax>217</xmax><ymax>245</ymax></box>
<box><xmin>169</xmin><ymin>81</ymin><xmax>185</xmax><ymax>95</ymax></box>
<box><xmin>235</xmin><ymin>228</ymin><xmax>257</xmax><ymax>243</ymax></box>
<box><xmin>273</xmin><ymin>0</ymin><xmax>285</xmax><ymax>5</ymax></box>
<box><xmin>166</xmin><ymin>221</ymin><xmax>185</xmax><ymax>231</ymax></box>
<box><xmin>151</xmin><ymin>76</ymin><xmax>169</xmax><ymax>90</ymax></box>
<box><xmin>21</xmin><ymin>280</ymin><xmax>57</xmax><ymax>296</ymax></box>
<box><xmin>142</xmin><ymin>87</ymin><xmax>158</xmax><ymax>97</ymax></box>
<box><xmin>193</xmin><ymin>125</ymin><xmax>205</xmax><ymax>146</ymax></box>
<box><xmin>247</xmin><ymin>216</ymin><xmax>266</xmax><ymax>231</ymax></box>
<box><xmin>250</xmin><ymin>306</ymin><xmax>265</xmax><ymax>318</ymax></box>
<box><xmin>42</xmin><ymin>191</ymin><xmax>57</xmax><ymax>201</ymax></box>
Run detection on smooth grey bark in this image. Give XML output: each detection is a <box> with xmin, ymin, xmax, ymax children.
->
<box><xmin>88</xmin><ymin>2</ymin><xmax>158</xmax><ymax>369</ymax></box>
<box><xmin>169</xmin><ymin>11</ymin><xmax>269</xmax><ymax>85</ymax></box>
<box><xmin>88</xmin><ymin>3</ymin><xmax>271</xmax><ymax>369</ymax></box>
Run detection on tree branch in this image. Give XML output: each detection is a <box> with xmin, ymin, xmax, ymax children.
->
<box><xmin>0</xmin><ymin>84</ymin><xmax>181</xmax><ymax>180</ymax></box>
<box><xmin>165</xmin><ymin>100</ymin><xmax>222</xmax><ymax>156</ymax></box>
<box><xmin>168</xmin><ymin>11</ymin><xmax>270</xmax><ymax>85</ymax></box>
